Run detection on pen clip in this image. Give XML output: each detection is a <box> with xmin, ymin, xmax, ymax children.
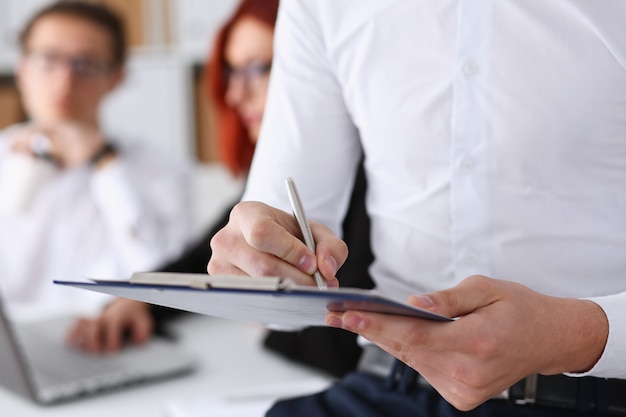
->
<box><xmin>285</xmin><ymin>177</ymin><xmax>328</xmax><ymax>290</ymax></box>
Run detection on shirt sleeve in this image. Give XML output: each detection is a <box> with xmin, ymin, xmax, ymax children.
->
<box><xmin>564</xmin><ymin>293</ymin><xmax>626</xmax><ymax>379</ymax></box>
<box><xmin>242</xmin><ymin>0</ymin><xmax>362</xmax><ymax>235</ymax></box>
<box><xmin>89</xmin><ymin>144</ymin><xmax>191</xmax><ymax>274</ymax></box>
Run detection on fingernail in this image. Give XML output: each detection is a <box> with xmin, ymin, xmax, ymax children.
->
<box><xmin>413</xmin><ymin>294</ymin><xmax>434</xmax><ymax>308</ymax></box>
<box><xmin>298</xmin><ymin>255</ymin><xmax>315</xmax><ymax>274</ymax></box>
<box><xmin>326</xmin><ymin>256</ymin><xmax>338</xmax><ymax>275</ymax></box>
<box><xmin>326</xmin><ymin>316</ymin><xmax>342</xmax><ymax>328</ymax></box>
<box><xmin>328</xmin><ymin>278</ymin><xmax>340</xmax><ymax>288</ymax></box>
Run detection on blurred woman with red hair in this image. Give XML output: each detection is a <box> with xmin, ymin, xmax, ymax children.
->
<box><xmin>68</xmin><ymin>0</ymin><xmax>373</xmax><ymax>378</ymax></box>
<box><xmin>208</xmin><ymin>0</ymin><xmax>277</xmax><ymax>176</ymax></box>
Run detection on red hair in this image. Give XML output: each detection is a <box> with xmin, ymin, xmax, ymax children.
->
<box><xmin>205</xmin><ymin>0</ymin><xmax>279</xmax><ymax>177</ymax></box>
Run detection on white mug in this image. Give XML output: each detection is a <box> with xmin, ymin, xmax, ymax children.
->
<box><xmin>0</xmin><ymin>151</ymin><xmax>56</xmax><ymax>215</ymax></box>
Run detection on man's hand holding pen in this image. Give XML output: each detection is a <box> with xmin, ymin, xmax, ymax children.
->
<box><xmin>208</xmin><ymin>200</ymin><xmax>346</xmax><ymax>288</ymax></box>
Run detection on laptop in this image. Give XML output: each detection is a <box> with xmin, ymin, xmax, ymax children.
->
<box><xmin>0</xmin><ymin>292</ymin><xmax>197</xmax><ymax>405</ymax></box>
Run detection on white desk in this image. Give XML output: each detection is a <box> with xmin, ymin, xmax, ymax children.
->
<box><xmin>0</xmin><ymin>315</ymin><xmax>334</xmax><ymax>417</ymax></box>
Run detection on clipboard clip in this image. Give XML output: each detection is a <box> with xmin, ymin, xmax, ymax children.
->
<box><xmin>127</xmin><ymin>272</ymin><xmax>294</xmax><ymax>291</ymax></box>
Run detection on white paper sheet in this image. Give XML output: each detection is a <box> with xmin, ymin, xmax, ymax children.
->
<box><xmin>161</xmin><ymin>377</ymin><xmax>331</xmax><ymax>417</ymax></box>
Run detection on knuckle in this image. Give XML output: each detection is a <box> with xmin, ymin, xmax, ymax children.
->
<box><xmin>230</xmin><ymin>200</ymin><xmax>263</xmax><ymax>224</ymax></box>
<box><xmin>451</xmin><ymin>363</ymin><xmax>472</xmax><ymax>386</ymax></box>
<box><xmin>228</xmin><ymin>201</ymin><xmax>249</xmax><ymax>219</ymax></box>
<box><xmin>466</xmin><ymin>274</ymin><xmax>492</xmax><ymax>291</ymax></box>
<box><xmin>206</xmin><ymin>257</ymin><xmax>223</xmax><ymax>275</ymax></box>
<box><xmin>209</xmin><ymin>227</ymin><xmax>231</xmax><ymax>252</ymax></box>
<box><xmin>473</xmin><ymin>334</ymin><xmax>500</xmax><ymax>361</ymax></box>
<box><xmin>245</xmin><ymin>220</ymin><xmax>274</xmax><ymax>250</ymax></box>
<box><xmin>281</xmin><ymin>241</ymin><xmax>304</xmax><ymax>266</ymax></box>
<box><xmin>451</xmin><ymin>363</ymin><xmax>490</xmax><ymax>392</ymax></box>
<box><xmin>439</xmin><ymin>289</ymin><xmax>459</xmax><ymax>312</ymax></box>
<box><xmin>249</xmin><ymin>256</ymin><xmax>278</xmax><ymax>277</ymax></box>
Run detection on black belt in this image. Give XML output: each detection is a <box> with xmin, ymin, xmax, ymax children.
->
<box><xmin>358</xmin><ymin>344</ymin><xmax>626</xmax><ymax>415</ymax></box>
<box><xmin>509</xmin><ymin>373</ymin><xmax>626</xmax><ymax>416</ymax></box>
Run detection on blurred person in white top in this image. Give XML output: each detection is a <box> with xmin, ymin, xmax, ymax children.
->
<box><xmin>0</xmin><ymin>2</ymin><xmax>189</xmax><ymax>317</ymax></box>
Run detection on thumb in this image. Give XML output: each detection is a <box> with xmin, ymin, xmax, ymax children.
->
<box><xmin>311</xmin><ymin>221</ymin><xmax>347</xmax><ymax>279</ymax></box>
<box><xmin>408</xmin><ymin>275</ymin><xmax>502</xmax><ymax>319</ymax></box>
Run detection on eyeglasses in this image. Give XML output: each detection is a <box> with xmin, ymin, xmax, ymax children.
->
<box><xmin>224</xmin><ymin>62</ymin><xmax>272</xmax><ymax>92</ymax></box>
<box><xmin>23</xmin><ymin>50</ymin><xmax>114</xmax><ymax>79</ymax></box>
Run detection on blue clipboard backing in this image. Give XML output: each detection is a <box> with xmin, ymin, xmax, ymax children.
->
<box><xmin>54</xmin><ymin>280</ymin><xmax>451</xmax><ymax>327</ymax></box>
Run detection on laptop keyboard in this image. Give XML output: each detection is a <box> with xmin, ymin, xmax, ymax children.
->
<box><xmin>14</xmin><ymin>318</ymin><xmax>143</xmax><ymax>387</ymax></box>
<box><xmin>0</xmin><ymin>311</ymin><xmax>195</xmax><ymax>403</ymax></box>
<box><xmin>23</xmin><ymin>338</ymin><xmax>126</xmax><ymax>385</ymax></box>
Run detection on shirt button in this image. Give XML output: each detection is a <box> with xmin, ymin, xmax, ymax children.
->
<box><xmin>463</xmin><ymin>61</ymin><xmax>478</xmax><ymax>75</ymax></box>
<box><xmin>461</xmin><ymin>158</ymin><xmax>475</xmax><ymax>171</ymax></box>
<box><xmin>464</xmin><ymin>251</ymin><xmax>478</xmax><ymax>263</ymax></box>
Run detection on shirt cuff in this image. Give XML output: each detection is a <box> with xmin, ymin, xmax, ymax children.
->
<box><xmin>564</xmin><ymin>292</ymin><xmax>626</xmax><ymax>379</ymax></box>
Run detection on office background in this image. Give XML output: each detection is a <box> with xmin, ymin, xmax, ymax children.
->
<box><xmin>0</xmin><ymin>0</ymin><xmax>245</xmax><ymax>235</ymax></box>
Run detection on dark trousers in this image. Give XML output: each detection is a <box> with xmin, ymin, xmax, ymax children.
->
<box><xmin>266</xmin><ymin>364</ymin><xmax>608</xmax><ymax>417</ymax></box>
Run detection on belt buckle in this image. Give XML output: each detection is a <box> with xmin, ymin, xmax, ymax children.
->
<box><xmin>510</xmin><ymin>374</ymin><xmax>538</xmax><ymax>405</ymax></box>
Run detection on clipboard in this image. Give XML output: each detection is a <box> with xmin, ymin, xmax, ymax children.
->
<box><xmin>54</xmin><ymin>272</ymin><xmax>451</xmax><ymax>327</ymax></box>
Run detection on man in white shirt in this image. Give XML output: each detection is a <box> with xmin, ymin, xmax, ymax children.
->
<box><xmin>208</xmin><ymin>1</ymin><xmax>626</xmax><ymax>416</ymax></box>
<box><xmin>0</xmin><ymin>2</ymin><xmax>189</xmax><ymax>315</ymax></box>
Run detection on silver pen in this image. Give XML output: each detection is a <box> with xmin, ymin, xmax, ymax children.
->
<box><xmin>285</xmin><ymin>177</ymin><xmax>328</xmax><ymax>290</ymax></box>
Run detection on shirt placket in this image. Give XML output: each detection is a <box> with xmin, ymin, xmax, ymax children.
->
<box><xmin>449</xmin><ymin>0</ymin><xmax>493</xmax><ymax>281</ymax></box>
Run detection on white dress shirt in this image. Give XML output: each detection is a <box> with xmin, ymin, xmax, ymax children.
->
<box><xmin>242</xmin><ymin>0</ymin><xmax>626</xmax><ymax>378</ymax></box>
<box><xmin>0</xmin><ymin>125</ymin><xmax>191</xmax><ymax>314</ymax></box>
